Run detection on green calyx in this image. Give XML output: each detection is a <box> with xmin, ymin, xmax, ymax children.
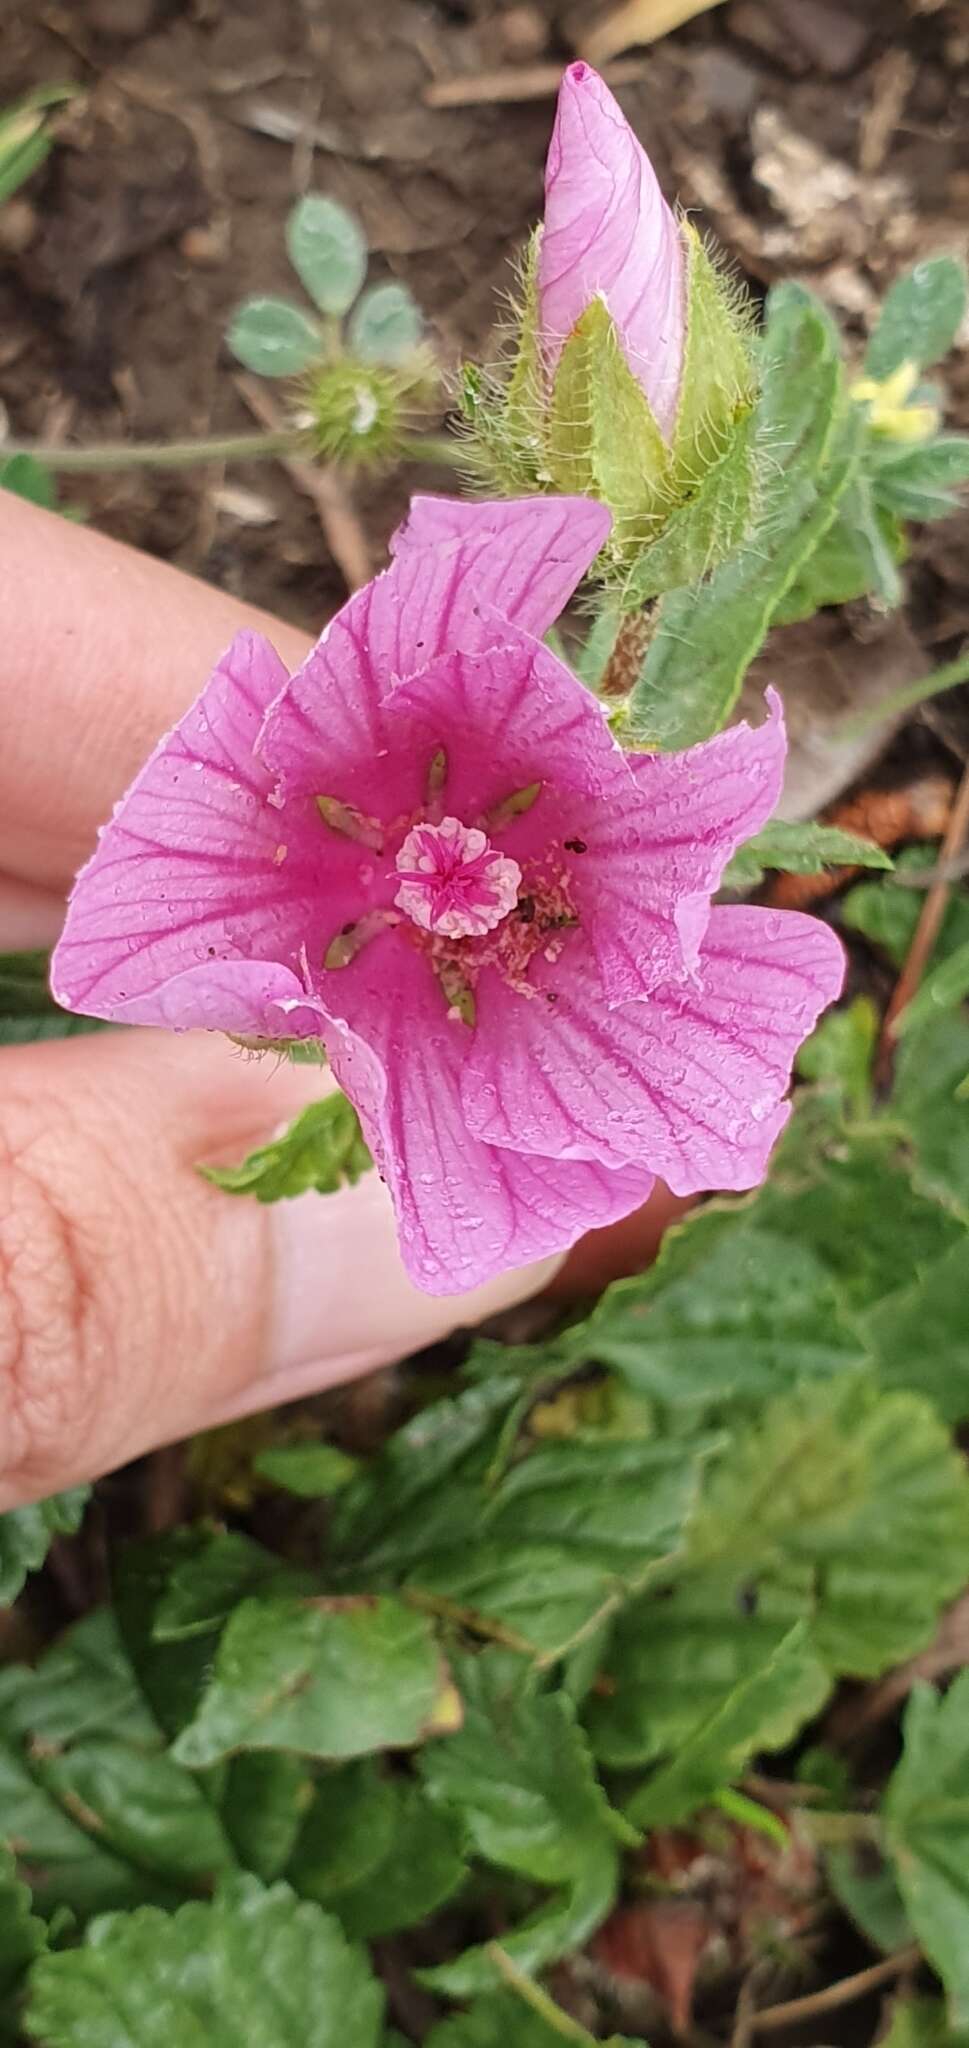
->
<box><xmin>303</xmin><ymin>356</ymin><xmax>433</xmax><ymax>470</ymax></box>
<box><xmin>465</xmin><ymin>220</ymin><xmax>760</xmax><ymax>595</ymax></box>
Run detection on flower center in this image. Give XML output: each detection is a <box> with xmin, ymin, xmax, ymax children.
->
<box><xmin>394</xmin><ymin>816</ymin><xmax>521</xmax><ymax>940</ymax></box>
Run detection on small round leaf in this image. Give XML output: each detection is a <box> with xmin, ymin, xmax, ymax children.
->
<box><xmin>349</xmin><ymin>282</ymin><xmax>423</xmax><ymax>365</ymax></box>
<box><xmin>286</xmin><ymin>195</ymin><xmax>367</xmax><ymax>317</ymax></box>
<box><xmin>227</xmin><ymin>296</ymin><xmax>321</xmax><ymax>377</ymax></box>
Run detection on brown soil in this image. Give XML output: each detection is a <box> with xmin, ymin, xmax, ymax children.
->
<box><xmin>2</xmin><ymin>0</ymin><xmax>967</xmax><ymax>671</ymax></box>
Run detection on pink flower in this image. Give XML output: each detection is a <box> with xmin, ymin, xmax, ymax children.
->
<box><xmin>538</xmin><ymin>61</ymin><xmax>686</xmax><ymax>439</ymax></box>
<box><xmin>52</xmin><ymin>496</ymin><xmax>843</xmax><ymax>1295</ymax></box>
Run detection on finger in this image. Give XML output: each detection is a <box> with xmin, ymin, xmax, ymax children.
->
<box><xmin>0</xmin><ymin>494</ymin><xmax>312</xmax><ymax>893</ymax></box>
<box><xmin>0</xmin><ymin>877</ymin><xmax>67</xmax><ymax>952</ymax></box>
<box><xmin>0</xmin><ymin>1029</ymin><xmax>558</xmax><ymax>1509</ymax></box>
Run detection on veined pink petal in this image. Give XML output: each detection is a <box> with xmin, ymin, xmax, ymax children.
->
<box><xmin>573</xmin><ymin>691</ymin><xmax>787</xmax><ymax>1004</ymax></box>
<box><xmin>390</xmin><ymin>494</ymin><xmax>612</xmax><ymax>638</ymax></box>
<box><xmin>319</xmin><ymin>930</ymin><xmax>655</xmax><ymax>1293</ymax></box>
<box><xmin>538</xmin><ymin>62</ymin><xmax>686</xmax><ymax>439</ymax></box>
<box><xmin>51</xmin><ymin>632</ymin><xmax>356</xmax><ymax>1029</ymax></box>
<box><xmin>462</xmin><ymin>909</ymin><xmax>845</xmax><ymax>1190</ymax></box>
<box><xmin>258</xmin><ymin>495</ymin><xmax>611</xmax><ymax>805</ymax></box>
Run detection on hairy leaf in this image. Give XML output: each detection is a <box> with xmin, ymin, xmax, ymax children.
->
<box><xmin>201</xmin><ymin>1093</ymin><xmax>371</xmax><ymax>1201</ymax></box>
<box><xmin>0</xmin><ymin>1488</ymin><xmax>89</xmax><ymax>1606</ymax></box>
<box><xmin>865</xmin><ymin>256</ymin><xmax>969</xmax><ymax>379</ymax></box>
<box><xmin>885</xmin><ymin>1672</ymin><xmax>969</xmax><ymax>2025</ymax></box>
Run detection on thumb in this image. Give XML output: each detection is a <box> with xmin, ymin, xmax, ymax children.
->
<box><xmin>0</xmin><ymin>1029</ymin><xmax>558</xmax><ymax>1509</ymax></box>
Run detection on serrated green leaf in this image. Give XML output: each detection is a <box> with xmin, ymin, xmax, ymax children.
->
<box><xmin>0</xmin><ymin>1843</ymin><xmax>46</xmax><ymax>2042</ymax></box>
<box><xmin>864</xmin><ymin>1236</ymin><xmax>969</xmax><ymax>1423</ymax></box>
<box><xmin>773</xmin><ymin>481</ymin><xmax>906</xmax><ymax>624</ymax></box>
<box><xmin>896</xmin><ymin>938</ymin><xmax>969</xmax><ymax>1037</ymax></box>
<box><xmin>25</xmin><ymin>1874</ymin><xmax>384</xmax><ymax>2048</ymax></box>
<box><xmin>39</xmin><ymin>1739</ymin><xmax>236</xmax><ymax>1889</ymax></box>
<box><xmin>625</xmin><ymin>284</ymin><xmax>860</xmax><ymax>747</ymax></box>
<box><xmin>885</xmin><ymin>1672</ymin><xmax>969</xmax><ymax>2025</ymax></box>
<box><xmin>152</xmin><ymin>1529</ymin><xmax>311</xmax><ymax>1643</ymax></box>
<box><xmin>227</xmin><ymin>295</ymin><xmax>322</xmax><ymax>377</ymax></box>
<box><xmin>624</xmin><ymin>409</ymin><xmax>757</xmax><ymax>603</ymax></box>
<box><xmin>0</xmin><ymin>1487</ymin><xmax>89</xmax><ymax>1606</ymax></box>
<box><xmin>286</xmin><ymin>195</ymin><xmax>367</xmax><ymax>317</ymax></box>
<box><xmin>406</xmin><ymin>1542</ymin><xmax>617</xmax><ymax>1660</ymax></box>
<box><xmin>875</xmin><ymin>2000</ymin><xmax>966</xmax><ymax>2048</ymax></box>
<box><xmin>348</xmin><ymin>281</ymin><xmax>422</xmax><ymax>364</ymax></box>
<box><xmin>545</xmin><ymin>298</ymin><xmax>671</xmax><ymax>544</ymax></box>
<box><xmin>625</xmin><ymin>1622</ymin><xmax>829</xmax><ymax>1828</ymax></box>
<box><xmin>585</xmin><ymin>1562</ymin><xmax>815</xmax><ymax>1768</ymax></box>
<box><xmin>479</xmin><ymin>1436</ymin><xmax>705</xmax><ymax>1578</ymax></box>
<box><xmin>866</xmin><ymin>256</ymin><xmax>969</xmax><ymax>378</ymax></box>
<box><xmin>201</xmin><ymin>1093</ymin><xmax>371</xmax><ymax>1201</ymax></box>
<box><xmin>171</xmin><ymin>1595</ymin><xmax>457</xmax><ymax>1767</ymax></box>
<box><xmin>722</xmin><ymin>820</ymin><xmax>891</xmax><ymax>890</ymax></box>
<box><xmin>689</xmin><ymin>1376</ymin><xmax>969</xmax><ymax>1677</ymax></box>
<box><xmin>287</xmin><ymin>1760</ymin><xmax>397</xmax><ymax>1906</ymax></box>
<box><xmin>418</xmin><ymin>1652</ymin><xmax>629</xmax><ymax>1997</ymax></box>
<box><xmin>584</xmin><ymin>1217</ymin><xmax>863</xmax><ymax>1423</ymax></box>
<box><xmin>426</xmin><ymin>1993</ymin><xmax>639</xmax><ymax>2048</ymax></box>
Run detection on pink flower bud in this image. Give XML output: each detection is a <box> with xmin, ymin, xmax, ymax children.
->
<box><xmin>538</xmin><ymin>61</ymin><xmax>686</xmax><ymax>440</ymax></box>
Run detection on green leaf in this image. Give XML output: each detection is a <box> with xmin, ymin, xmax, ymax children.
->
<box><xmin>584</xmin><ymin>1216</ymin><xmax>864</xmax><ymax>1423</ymax></box>
<box><xmin>896</xmin><ymin>939</ymin><xmax>969</xmax><ymax>1037</ymax></box>
<box><xmin>0</xmin><ymin>1487</ymin><xmax>89</xmax><ymax>1605</ymax></box>
<box><xmin>722</xmin><ymin>820</ymin><xmax>892</xmax><ymax>890</ymax></box>
<box><xmin>864</xmin><ymin>1237</ymin><xmax>969</xmax><ymax>1423</ymax></box>
<box><xmin>25</xmin><ymin>1874</ymin><xmax>384</xmax><ymax>2048</ymax></box>
<box><xmin>201</xmin><ymin>1093</ymin><xmax>371</xmax><ymax>1200</ymax></box>
<box><xmin>865</xmin><ymin>256</ymin><xmax>969</xmax><ymax>378</ymax></box>
<box><xmin>826</xmin><ymin>1842</ymin><xmax>913</xmax><ymax>1955</ymax></box>
<box><xmin>841</xmin><ymin>854</ymin><xmax>969</xmax><ymax>970</ymax></box>
<box><xmin>625</xmin><ymin>284</ymin><xmax>861</xmax><ymax>747</ymax></box>
<box><xmin>873</xmin><ymin>435</ymin><xmax>969</xmax><ymax>521</ymax></box>
<box><xmin>875</xmin><ymin>2000</ymin><xmax>966</xmax><ymax>2048</ymax></box>
<box><xmin>625</xmin><ymin>1623</ymin><xmax>828</xmax><ymax>1827</ymax></box>
<box><xmin>796</xmin><ymin>997</ymin><xmax>878</xmax><ymax>1116</ymax></box>
<box><xmin>894</xmin><ymin>1012</ymin><xmax>969</xmax><ymax>1212</ymax></box>
<box><xmin>673</xmin><ymin>228</ymin><xmax>757</xmax><ymax>475</ymax></box>
<box><xmin>220</xmin><ymin>1753</ymin><xmax>312</xmax><ymax>1882</ymax></box>
<box><xmin>426</xmin><ymin>1994</ymin><xmax>639</xmax><ymax>2048</ymax></box>
<box><xmin>0</xmin><ymin>949</ymin><xmax>106</xmax><ymax>1044</ymax></box>
<box><xmin>286</xmin><ymin>1757</ymin><xmax>470</xmax><ymax>1941</ymax></box>
<box><xmin>252</xmin><ymin>1442</ymin><xmax>361</xmax><ymax>1496</ymax></box>
<box><xmin>171</xmin><ymin>1595</ymin><xmax>459</xmax><ymax>1767</ymax></box>
<box><xmin>688</xmin><ymin>1376</ymin><xmax>969</xmax><ymax>1677</ymax></box>
<box><xmin>37</xmin><ymin>1739</ymin><xmax>236</xmax><ymax>1889</ymax></box>
<box><xmin>405</xmin><ymin>1543</ymin><xmax>617</xmax><ymax>1661</ymax></box>
<box><xmin>227</xmin><ymin>296</ymin><xmax>322</xmax><ymax>377</ymax></box>
<box><xmin>0</xmin><ymin>1844</ymin><xmax>46</xmax><ymax>2041</ymax></box>
<box><xmin>286</xmin><ymin>195</ymin><xmax>367</xmax><ymax>317</ymax></box>
<box><xmin>885</xmin><ymin>1671</ymin><xmax>969</xmax><ymax>2025</ymax></box>
<box><xmin>0</xmin><ymin>455</ymin><xmax>57</xmax><ymax>509</ymax></box>
<box><xmin>348</xmin><ymin>281</ymin><xmax>422</xmax><ymax>364</ymax></box>
<box><xmin>418</xmin><ymin>1652</ymin><xmax>630</xmax><ymax>1997</ymax></box>
<box><xmin>585</xmin><ymin>1562</ymin><xmax>816</xmax><ymax>1768</ymax></box>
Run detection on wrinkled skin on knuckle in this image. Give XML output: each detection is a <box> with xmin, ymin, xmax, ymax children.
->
<box><xmin>0</xmin><ymin>1093</ymin><xmax>128</xmax><ymax>1498</ymax></box>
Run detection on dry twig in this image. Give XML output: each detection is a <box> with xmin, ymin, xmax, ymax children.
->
<box><xmin>749</xmin><ymin>1945</ymin><xmax>922</xmax><ymax>2032</ymax></box>
<box><xmin>423</xmin><ymin>59</ymin><xmax>645</xmax><ymax>109</ymax></box>
<box><xmin>233</xmin><ymin>375</ymin><xmax>371</xmax><ymax>594</ymax></box>
<box><xmin>876</xmin><ymin>753</ymin><xmax>969</xmax><ymax>1085</ymax></box>
<box><xmin>579</xmin><ymin>0</ymin><xmax>728</xmax><ymax>66</ymax></box>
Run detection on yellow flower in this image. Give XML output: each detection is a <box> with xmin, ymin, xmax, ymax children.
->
<box><xmin>850</xmin><ymin>360</ymin><xmax>940</xmax><ymax>443</ymax></box>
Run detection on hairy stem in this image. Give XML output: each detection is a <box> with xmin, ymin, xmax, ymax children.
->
<box><xmin>0</xmin><ymin>429</ymin><xmax>307</xmax><ymax>472</ymax></box>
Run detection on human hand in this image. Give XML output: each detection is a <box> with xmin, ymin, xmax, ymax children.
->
<box><xmin>0</xmin><ymin>496</ymin><xmax>569</xmax><ymax>1510</ymax></box>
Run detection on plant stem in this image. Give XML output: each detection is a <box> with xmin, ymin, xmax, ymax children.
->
<box><xmin>398</xmin><ymin>432</ymin><xmax>464</xmax><ymax>467</ymax></box>
<box><xmin>749</xmin><ymin>1943</ymin><xmax>921</xmax><ymax>2032</ymax></box>
<box><xmin>487</xmin><ymin>1946</ymin><xmax>596</xmax><ymax>2043</ymax></box>
<box><xmin>838</xmin><ymin>645</ymin><xmax>969</xmax><ymax>738</ymax></box>
<box><xmin>0</xmin><ymin>429</ymin><xmax>307</xmax><ymax>473</ymax></box>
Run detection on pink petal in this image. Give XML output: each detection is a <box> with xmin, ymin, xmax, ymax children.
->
<box><xmin>539</xmin><ymin>62</ymin><xmax>685</xmax><ymax>439</ymax></box>
<box><xmin>575</xmin><ymin>691</ymin><xmax>787</xmax><ymax>1005</ymax></box>
<box><xmin>51</xmin><ymin>632</ymin><xmax>354</xmax><ymax>1031</ymax></box>
<box><xmin>318</xmin><ymin>930</ymin><xmax>654</xmax><ymax>1293</ymax></box>
<box><xmin>390</xmin><ymin>494</ymin><xmax>612</xmax><ymax>638</ymax></box>
<box><xmin>462</xmin><ymin>908</ymin><xmax>845</xmax><ymax>1192</ymax></box>
<box><xmin>259</xmin><ymin>496</ymin><xmax>612</xmax><ymax>805</ymax></box>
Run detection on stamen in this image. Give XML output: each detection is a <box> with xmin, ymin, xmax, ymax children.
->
<box><xmin>315</xmin><ymin>795</ymin><xmax>385</xmax><ymax>852</ymax></box>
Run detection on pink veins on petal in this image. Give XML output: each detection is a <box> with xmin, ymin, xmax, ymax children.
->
<box><xmin>395</xmin><ymin>817</ymin><xmax>522</xmax><ymax>939</ymax></box>
<box><xmin>52</xmin><ymin>492</ymin><xmax>844</xmax><ymax>1296</ymax></box>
